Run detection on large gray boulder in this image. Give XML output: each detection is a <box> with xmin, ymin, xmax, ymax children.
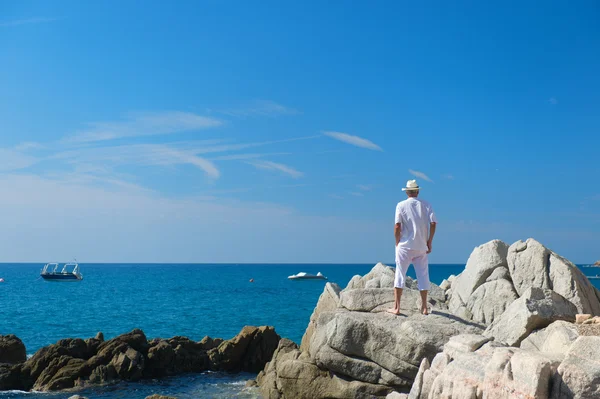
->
<box><xmin>484</xmin><ymin>287</ymin><xmax>578</xmax><ymax>346</ymax></box>
<box><xmin>258</xmin><ymin>339</ymin><xmax>391</xmax><ymax>399</ymax></box>
<box><xmin>465</xmin><ymin>279</ymin><xmax>519</xmax><ymax>325</ymax></box>
<box><xmin>420</xmin><ymin>334</ymin><xmax>560</xmax><ymax>399</ymax></box>
<box><xmin>520</xmin><ymin>321</ymin><xmax>580</xmax><ymax>361</ymax></box>
<box><xmin>310</xmin><ymin>311</ymin><xmax>484</xmax><ymax>390</ymax></box>
<box><xmin>551</xmin><ymin>336</ymin><xmax>600</xmax><ymax>399</ymax></box>
<box><xmin>508</xmin><ymin>238</ymin><xmax>600</xmax><ymax>315</ymax></box>
<box><xmin>450</xmin><ymin>240</ymin><xmax>509</xmax><ymax>306</ymax></box>
<box><xmin>300</xmin><ymin>282</ymin><xmax>341</xmax><ymax>351</ymax></box>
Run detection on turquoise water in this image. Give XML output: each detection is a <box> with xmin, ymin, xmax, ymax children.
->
<box><xmin>2</xmin><ymin>262</ymin><xmax>595</xmax><ymax>398</ymax></box>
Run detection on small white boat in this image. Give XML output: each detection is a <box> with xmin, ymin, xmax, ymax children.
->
<box><xmin>288</xmin><ymin>272</ymin><xmax>327</xmax><ymax>280</ymax></box>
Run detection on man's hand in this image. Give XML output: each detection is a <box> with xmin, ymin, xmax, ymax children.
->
<box><xmin>427</xmin><ymin>240</ymin><xmax>432</xmax><ymax>254</ymax></box>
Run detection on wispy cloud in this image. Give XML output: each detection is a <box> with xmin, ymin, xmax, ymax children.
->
<box><xmin>549</xmin><ymin>97</ymin><xmax>558</xmax><ymax>105</ymax></box>
<box><xmin>0</xmin><ymin>17</ymin><xmax>58</xmax><ymax>27</ymax></box>
<box><xmin>328</xmin><ymin>194</ymin><xmax>344</xmax><ymax>200</ymax></box>
<box><xmin>215</xmin><ymin>100</ymin><xmax>300</xmax><ymax>118</ymax></box>
<box><xmin>349</xmin><ymin>192</ymin><xmax>364</xmax><ymax>197</ymax></box>
<box><xmin>442</xmin><ymin>174</ymin><xmax>455</xmax><ymax>180</ymax></box>
<box><xmin>323</xmin><ymin>131</ymin><xmax>382</xmax><ymax>151</ymax></box>
<box><xmin>14</xmin><ymin>141</ymin><xmax>43</xmax><ymax>151</ymax></box>
<box><xmin>357</xmin><ymin>184</ymin><xmax>373</xmax><ymax>191</ymax></box>
<box><xmin>209</xmin><ymin>152</ymin><xmax>291</xmax><ymax>161</ymax></box>
<box><xmin>247</xmin><ymin>160</ymin><xmax>303</xmax><ymax>178</ymax></box>
<box><xmin>64</xmin><ymin>111</ymin><xmax>222</xmax><ymax>143</ymax></box>
<box><xmin>409</xmin><ymin>169</ymin><xmax>433</xmax><ymax>182</ymax></box>
<box><xmin>0</xmin><ymin>149</ymin><xmax>39</xmax><ymax>171</ymax></box>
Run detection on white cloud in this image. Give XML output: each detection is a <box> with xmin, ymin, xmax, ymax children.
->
<box><xmin>209</xmin><ymin>152</ymin><xmax>291</xmax><ymax>161</ymax></box>
<box><xmin>0</xmin><ymin>149</ymin><xmax>38</xmax><ymax>171</ymax></box>
<box><xmin>549</xmin><ymin>97</ymin><xmax>558</xmax><ymax>105</ymax></box>
<box><xmin>349</xmin><ymin>192</ymin><xmax>364</xmax><ymax>197</ymax></box>
<box><xmin>357</xmin><ymin>184</ymin><xmax>373</xmax><ymax>191</ymax></box>
<box><xmin>247</xmin><ymin>160</ymin><xmax>303</xmax><ymax>178</ymax></box>
<box><xmin>0</xmin><ymin>17</ymin><xmax>58</xmax><ymax>27</ymax></box>
<box><xmin>409</xmin><ymin>169</ymin><xmax>433</xmax><ymax>183</ymax></box>
<box><xmin>65</xmin><ymin>111</ymin><xmax>222</xmax><ymax>143</ymax></box>
<box><xmin>442</xmin><ymin>174</ymin><xmax>455</xmax><ymax>180</ymax></box>
<box><xmin>14</xmin><ymin>142</ymin><xmax>43</xmax><ymax>151</ymax></box>
<box><xmin>0</xmin><ymin>173</ymin><xmax>389</xmax><ymax>263</ymax></box>
<box><xmin>217</xmin><ymin>100</ymin><xmax>299</xmax><ymax>118</ymax></box>
<box><xmin>323</xmin><ymin>131</ymin><xmax>382</xmax><ymax>151</ymax></box>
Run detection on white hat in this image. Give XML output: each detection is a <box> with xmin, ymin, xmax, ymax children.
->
<box><xmin>402</xmin><ymin>180</ymin><xmax>420</xmax><ymax>191</ymax></box>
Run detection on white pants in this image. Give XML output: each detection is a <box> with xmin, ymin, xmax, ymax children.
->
<box><xmin>394</xmin><ymin>246</ymin><xmax>430</xmax><ymax>291</ymax></box>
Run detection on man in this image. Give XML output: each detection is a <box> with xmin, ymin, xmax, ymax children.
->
<box><xmin>387</xmin><ymin>179</ymin><xmax>437</xmax><ymax>315</ymax></box>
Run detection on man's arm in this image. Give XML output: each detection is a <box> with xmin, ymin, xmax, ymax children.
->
<box><xmin>395</xmin><ymin>223</ymin><xmax>401</xmax><ymax>246</ymax></box>
<box><xmin>427</xmin><ymin>222</ymin><xmax>437</xmax><ymax>253</ymax></box>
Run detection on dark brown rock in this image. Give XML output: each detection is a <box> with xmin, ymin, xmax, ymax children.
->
<box><xmin>1</xmin><ymin>326</ymin><xmax>279</xmax><ymax>392</ymax></box>
<box><xmin>0</xmin><ymin>335</ymin><xmax>26</xmax><ymax>364</ymax></box>
<box><xmin>209</xmin><ymin>326</ymin><xmax>280</xmax><ymax>373</ymax></box>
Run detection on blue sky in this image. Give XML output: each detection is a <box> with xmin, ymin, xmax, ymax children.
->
<box><xmin>0</xmin><ymin>1</ymin><xmax>598</xmax><ymax>263</ymax></box>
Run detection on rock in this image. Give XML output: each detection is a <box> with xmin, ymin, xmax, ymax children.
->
<box><xmin>551</xmin><ymin>336</ymin><xmax>600</xmax><ymax>398</ymax></box>
<box><xmin>270</xmin><ymin>346</ymin><xmax>391</xmax><ymax>399</ymax></box>
<box><xmin>0</xmin><ymin>335</ymin><xmax>26</xmax><ymax>364</ymax></box>
<box><xmin>245</xmin><ymin>379</ymin><xmax>258</xmax><ymax>387</ymax></box>
<box><xmin>442</xmin><ymin>334</ymin><xmax>491</xmax><ymax>359</ymax></box>
<box><xmin>520</xmin><ymin>321</ymin><xmax>579</xmax><ymax>361</ymax></box>
<box><xmin>3</xmin><ymin>326</ymin><xmax>279</xmax><ymax>392</ymax></box>
<box><xmin>483</xmin><ymin>347</ymin><xmax>560</xmax><ymax>399</ymax></box>
<box><xmin>145</xmin><ymin>395</ymin><xmax>178</xmax><ymax>399</ymax></box>
<box><xmin>95</xmin><ymin>332</ymin><xmax>104</xmax><ymax>341</ymax></box>
<box><xmin>484</xmin><ymin>287</ymin><xmax>578</xmax><ymax>346</ymax></box>
<box><xmin>68</xmin><ymin>395</ymin><xmax>89</xmax><ymax>399</ymax></box>
<box><xmin>0</xmin><ymin>363</ymin><xmax>25</xmax><ymax>391</ymax></box>
<box><xmin>311</xmin><ymin>310</ymin><xmax>483</xmax><ymax>389</ymax></box>
<box><xmin>485</xmin><ymin>266</ymin><xmax>512</xmax><ymax>282</ymax></box>
<box><xmin>582</xmin><ymin>316</ymin><xmax>600</xmax><ymax>325</ymax></box>
<box><xmin>407</xmin><ymin>357</ymin><xmax>429</xmax><ymax>399</ymax></box>
<box><xmin>209</xmin><ymin>325</ymin><xmax>280</xmax><ymax>373</ymax></box>
<box><xmin>594</xmin><ymin>260</ymin><xmax>600</xmax><ymax>267</ymax></box>
<box><xmin>423</xmin><ymin>339</ymin><xmax>559</xmax><ymax>399</ymax></box>
<box><xmin>199</xmin><ymin>336</ymin><xmax>223</xmax><ymax>350</ymax></box>
<box><xmin>576</xmin><ymin>314</ymin><xmax>592</xmax><ymax>324</ymax></box>
<box><xmin>386</xmin><ymin>393</ymin><xmax>408</xmax><ymax>399</ymax></box>
<box><xmin>465</xmin><ymin>278</ymin><xmax>519</xmax><ymax>325</ymax></box>
<box><xmin>300</xmin><ymin>282</ymin><xmax>341</xmax><ymax>351</ymax></box>
<box><xmin>439</xmin><ymin>279</ymin><xmax>450</xmax><ymax>291</ymax></box>
<box><xmin>110</xmin><ymin>347</ymin><xmax>144</xmax><ymax>381</ymax></box>
<box><xmin>508</xmin><ymin>238</ymin><xmax>600</xmax><ymax>315</ymax></box>
<box><xmin>339</xmin><ymin>288</ymin><xmax>441</xmax><ymax>314</ymax></box>
<box><xmin>450</xmin><ymin>240</ymin><xmax>510</xmax><ymax>306</ymax></box>
<box><xmin>346</xmin><ymin>263</ymin><xmax>395</xmax><ymax>290</ymax></box>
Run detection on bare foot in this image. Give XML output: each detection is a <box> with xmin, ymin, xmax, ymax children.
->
<box><xmin>421</xmin><ymin>307</ymin><xmax>430</xmax><ymax>315</ymax></box>
<box><xmin>386</xmin><ymin>308</ymin><xmax>400</xmax><ymax>315</ymax></box>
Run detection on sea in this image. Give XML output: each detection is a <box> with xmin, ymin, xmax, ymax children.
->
<box><xmin>1</xmin><ymin>262</ymin><xmax>598</xmax><ymax>399</ymax></box>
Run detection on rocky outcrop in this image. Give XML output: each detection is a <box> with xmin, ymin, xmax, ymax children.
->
<box><xmin>0</xmin><ymin>335</ymin><xmax>26</xmax><ymax>364</ymax></box>
<box><xmin>0</xmin><ymin>326</ymin><xmax>279</xmax><ymax>392</ymax></box>
<box><xmin>257</xmin><ymin>263</ymin><xmax>484</xmax><ymax>399</ymax></box>
<box><xmin>257</xmin><ymin>238</ymin><xmax>600</xmax><ymax>399</ymax></box>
